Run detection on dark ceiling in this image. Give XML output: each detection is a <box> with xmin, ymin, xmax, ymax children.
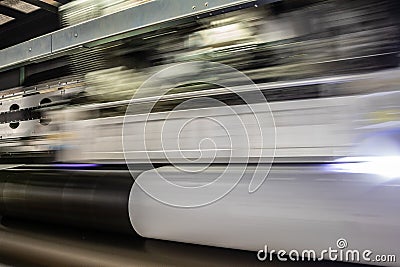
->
<box><xmin>0</xmin><ymin>0</ymin><xmax>71</xmax><ymax>50</ymax></box>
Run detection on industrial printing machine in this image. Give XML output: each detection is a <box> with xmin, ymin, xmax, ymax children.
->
<box><xmin>0</xmin><ymin>0</ymin><xmax>399</xmax><ymax>265</ymax></box>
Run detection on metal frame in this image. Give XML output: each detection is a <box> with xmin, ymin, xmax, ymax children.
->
<box><xmin>0</xmin><ymin>0</ymin><xmax>277</xmax><ymax>72</ymax></box>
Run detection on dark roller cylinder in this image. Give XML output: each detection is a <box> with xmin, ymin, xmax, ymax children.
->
<box><xmin>0</xmin><ymin>167</ymin><xmax>138</xmax><ymax>234</ymax></box>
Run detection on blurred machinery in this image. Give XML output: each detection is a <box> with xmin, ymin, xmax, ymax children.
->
<box><xmin>1</xmin><ymin>0</ymin><xmax>400</xmax><ymax>163</ymax></box>
<box><xmin>0</xmin><ymin>0</ymin><xmax>399</xmax><ymax>266</ymax></box>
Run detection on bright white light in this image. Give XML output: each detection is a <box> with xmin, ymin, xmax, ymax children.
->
<box><xmin>332</xmin><ymin>156</ymin><xmax>400</xmax><ymax>178</ymax></box>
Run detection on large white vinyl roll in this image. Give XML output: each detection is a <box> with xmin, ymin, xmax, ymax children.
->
<box><xmin>129</xmin><ymin>165</ymin><xmax>400</xmax><ymax>266</ymax></box>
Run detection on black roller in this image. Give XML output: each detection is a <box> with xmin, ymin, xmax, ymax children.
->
<box><xmin>0</xmin><ymin>166</ymin><xmax>139</xmax><ymax>234</ymax></box>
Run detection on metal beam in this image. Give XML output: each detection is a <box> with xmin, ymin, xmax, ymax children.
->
<box><xmin>0</xmin><ymin>5</ymin><xmax>26</xmax><ymax>19</ymax></box>
<box><xmin>0</xmin><ymin>0</ymin><xmax>279</xmax><ymax>72</ymax></box>
<box><xmin>22</xmin><ymin>0</ymin><xmax>59</xmax><ymax>13</ymax></box>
